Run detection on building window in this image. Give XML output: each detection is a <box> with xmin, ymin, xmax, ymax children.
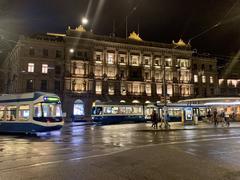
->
<box><xmin>54</xmin><ymin>80</ymin><xmax>61</xmax><ymax>91</ymax></box>
<box><xmin>154</xmin><ymin>58</ymin><xmax>160</xmax><ymax>66</ymax></box>
<box><xmin>56</xmin><ymin>50</ymin><xmax>62</xmax><ymax>58</ymax></box>
<box><xmin>145</xmin><ymin>72</ymin><xmax>150</xmax><ymax>80</ymax></box>
<box><xmin>108</xmin><ymin>84</ymin><xmax>114</xmax><ymax>95</ymax></box>
<box><xmin>202</xmin><ymin>76</ymin><xmax>206</xmax><ymax>83</ymax></box>
<box><xmin>120</xmin><ymin>70</ymin><xmax>125</xmax><ymax>78</ymax></box>
<box><xmin>145</xmin><ymin>84</ymin><xmax>151</xmax><ymax>95</ymax></box>
<box><xmin>42</xmin><ymin>64</ymin><xmax>48</xmax><ymax>74</ymax></box>
<box><xmin>167</xmin><ymin>84</ymin><xmax>172</xmax><ymax>96</ymax></box>
<box><xmin>95</xmin><ymin>67</ymin><xmax>103</xmax><ymax>77</ymax></box>
<box><xmin>29</xmin><ymin>48</ymin><xmax>35</xmax><ymax>56</ymax></box>
<box><xmin>28</xmin><ymin>63</ymin><xmax>34</xmax><ymax>72</ymax></box>
<box><xmin>194</xmin><ymin>75</ymin><xmax>198</xmax><ymax>83</ymax></box>
<box><xmin>165</xmin><ymin>58</ymin><xmax>172</xmax><ymax>67</ymax></box>
<box><xmin>121</xmin><ymin>84</ymin><xmax>126</xmax><ymax>95</ymax></box>
<box><xmin>96</xmin><ymin>55</ymin><xmax>101</xmax><ymax>61</ymax></box>
<box><xmin>201</xmin><ymin>64</ymin><xmax>205</xmax><ymax>71</ymax></box>
<box><xmin>96</xmin><ymin>82</ymin><xmax>102</xmax><ymax>95</ymax></box>
<box><xmin>155</xmin><ymin>72</ymin><xmax>161</xmax><ymax>81</ymax></box>
<box><xmin>41</xmin><ymin>80</ymin><xmax>47</xmax><ymax>91</ymax></box>
<box><xmin>26</xmin><ymin>79</ymin><xmax>33</xmax><ymax>91</ymax></box>
<box><xmin>156</xmin><ymin>84</ymin><xmax>162</xmax><ymax>95</ymax></box>
<box><xmin>43</xmin><ymin>49</ymin><xmax>48</xmax><ymax>57</ymax></box>
<box><xmin>132</xmin><ymin>55</ymin><xmax>139</xmax><ymax>66</ymax></box>
<box><xmin>120</xmin><ymin>56</ymin><xmax>125</xmax><ymax>63</ymax></box>
<box><xmin>107</xmin><ymin>53</ymin><xmax>114</xmax><ymax>64</ymax></box>
<box><xmin>73</xmin><ymin>99</ymin><xmax>84</xmax><ymax>116</ymax></box>
<box><xmin>144</xmin><ymin>57</ymin><xmax>150</xmax><ymax>65</ymax></box>
<box><xmin>95</xmin><ymin>52</ymin><xmax>102</xmax><ymax>63</ymax></box>
<box><xmin>107</xmin><ymin>67</ymin><xmax>115</xmax><ymax>78</ymax></box>
<box><xmin>55</xmin><ymin>65</ymin><xmax>61</xmax><ymax>75</ymax></box>
<box><xmin>210</xmin><ymin>76</ymin><xmax>214</xmax><ymax>84</ymax></box>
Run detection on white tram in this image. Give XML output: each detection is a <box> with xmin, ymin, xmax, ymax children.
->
<box><xmin>0</xmin><ymin>92</ymin><xmax>64</xmax><ymax>133</ymax></box>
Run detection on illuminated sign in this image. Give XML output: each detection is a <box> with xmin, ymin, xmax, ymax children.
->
<box><xmin>43</xmin><ymin>96</ymin><xmax>60</xmax><ymax>102</ymax></box>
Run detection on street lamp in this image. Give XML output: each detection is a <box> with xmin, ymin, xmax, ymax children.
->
<box><xmin>81</xmin><ymin>17</ymin><xmax>88</xmax><ymax>25</ymax></box>
<box><xmin>69</xmin><ymin>48</ymin><xmax>74</xmax><ymax>53</ymax></box>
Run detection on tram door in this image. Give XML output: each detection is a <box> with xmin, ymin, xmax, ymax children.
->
<box><xmin>184</xmin><ymin>107</ymin><xmax>193</xmax><ymax>124</ymax></box>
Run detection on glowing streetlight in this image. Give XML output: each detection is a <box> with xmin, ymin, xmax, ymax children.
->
<box><xmin>69</xmin><ymin>48</ymin><xmax>74</xmax><ymax>53</ymax></box>
<box><xmin>81</xmin><ymin>17</ymin><xmax>88</xmax><ymax>25</ymax></box>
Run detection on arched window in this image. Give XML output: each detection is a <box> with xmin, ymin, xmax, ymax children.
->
<box><xmin>73</xmin><ymin>99</ymin><xmax>84</xmax><ymax>116</ymax></box>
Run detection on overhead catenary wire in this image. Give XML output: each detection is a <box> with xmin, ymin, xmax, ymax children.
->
<box><xmin>189</xmin><ymin>0</ymin><xmax>239</xmax><ymax>42</ymax></box>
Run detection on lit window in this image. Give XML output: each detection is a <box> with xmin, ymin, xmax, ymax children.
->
<box><xmin>219</xmin><ymin>79</ymin><xmax>224</xmax><ymax>85</ymax></box>
<box><xmin>42</xmin><ymin>64</ymin><xmax>48</xmax><ymax>74</ymax></box>
<box><xmin>19</xmin><ymin>105</ymin><xmax>30</xmax><ymax>121</ymax></box>
<box><xmin>167</xmin><ymin>84</ymin><xmax>172</xmax><ymax>96</ymax></box>
<box><xmin>210</xmin><ymin>76</ymin><xmax>214</xmax><ymax>84</ymax></box>
<box><xmin>146</xmin><ymin>84</ymin><xmax>151</xmax><ymax>95</ymax></box>
<box><xmin>202</xmin><ymin>76</ymin><xmax>206</xmax><ymax>83</ymax></box>
<box><xmin>108</xmin><ymin>84</ymin><xmax>114</xmax><ymax>95</ymax></box>
<box><xmin>121</xmin><ymin>84</ymin><xmax>126</xmax><ymax>95</ymax></box>
<box><xmin>73</xmin><ymin>100</ymin><xmax>84</xmax><ymax>116</ymax></box>
<box><xmin>95</xmin><ymin>67</ymin><xmax>102</xmax><ymax>77</ymax></box>
<box><xmin>107</xmin><ymin>53</ymin><xmax>114</xmax><ymax>64</ymax></box>
<box><xmin>165</xmin><ymin>58</ymin><xmax>172</xmax><ymax>67</ymax></box>
<box><xmin>156</xmin><ymin>84</ymin><xmax>162</xmax><ymax>95</ymax></box>
<box><xmin>154</xmin><ymin>58</ymin><xmax>160</xmax><ymax>66</ymax></box>
<box><xmin>28</xmin><ymin>63</ymin><xmax>34</xmax><ymax>72</ymax></box>
<box><xmin>95</xmin><ymin>52</ymin><xmax>102</xmax><ymax>63</ymax></box>
<box><xmin>96</xmin><ymin>82</ymin><xmax>102</xmax><ymax>94</ymax></box>
<box><xmin>194</xmin><ymin>75</ymin><xmax>198</xmax><ymax>83</ymax></box>
<box><xmin>120</xmin><ymin>56</ymin><xmax>125</xmax><ymax>64</ymax></box>
<box><xmin>132</xmin><ymin>55</ymin><xmax>139</xmax><ymax>66</ymax></box>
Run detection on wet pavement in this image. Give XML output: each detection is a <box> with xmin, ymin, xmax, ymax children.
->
<box><xmin>1</xmin><ymin>122</ymin><xmax>240</xmax><ymax>179</ymax></box>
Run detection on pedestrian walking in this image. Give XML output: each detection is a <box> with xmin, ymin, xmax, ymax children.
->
<box><xmin>151</xmin><ymin>110</ymin><xmax>158</xmax><ymax>129</ymax></box>
<box><xmin>213</xmin><ymin>109</ymin><xmax>218</xmax><ymax>126</ymax></box>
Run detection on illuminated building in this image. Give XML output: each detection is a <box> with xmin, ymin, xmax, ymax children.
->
<box><xmin>1</xmin><ymin>26</ymin><xmax>218</xmax><ymax>120</ymax></box>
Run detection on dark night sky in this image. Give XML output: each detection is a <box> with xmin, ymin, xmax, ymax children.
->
<box><xmin>0</xmin><ymin>0</ymin><xmax>239</xmax><ymax>57</ymax></box>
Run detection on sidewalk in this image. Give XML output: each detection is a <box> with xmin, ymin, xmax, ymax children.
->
<box><xmin>137</xmin><ymin>122</ymin><xmax>240</xmax><ymax>131</ymax></box>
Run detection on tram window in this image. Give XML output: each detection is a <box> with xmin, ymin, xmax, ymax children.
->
<box><xmin>5</xmin><ymin>106</ymin><xmax>17</xmax><ymax>121</ymax></box>
<box><xmin>119</xmin><ymin>107</ymin><xmax>126</xmax><ymax>114</ymax></box>
<box><xmin>112</xmin><ymin>107</ymin><xmax>119</xmax><ymax>114</ymax></box>
<box><xmin>34</xmin><ymin>103</ymin><xmax>42</xmax><ymax>117</ymax></box>
<box><xmin>104</xmin><ymin>107</ymin><xmax>112</xmax><ymax>114</ymax></box>
<box><xmin>132</xmin><ymin>106</ymin><xmax>142</xmax><ymax>114</ymax></box>
<box><xmin>126</xmin><ymin>107</ymin><xmax>132</xmax><ymax>114</ymax></box>
<box><xmin>0</xmin><ymin>106</ymin><xmax>4</xmax><ymax>121</ymax></box>
<box><xmin>42</xmin><ymin>103</ymin><xmax>62</xmax><ymax>117</ymax></box>
<box><xmin>95</xmin><ymin>107</ymin><xmax>102</xmax><ymax>115</ymax></box>
<box><xmin>19</xmin><ymin>105</ymin><xmax>30</xmax><ymax>121</ymax></box>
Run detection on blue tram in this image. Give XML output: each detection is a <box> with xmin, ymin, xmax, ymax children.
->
<box><xmin>0</xmin><ymin>92</ymin><xmax>64</xmax><ymax>133</ymax></box>
<box><xmin>91</xmin><ymin>102</ymin><xmax>145</xmax><ymax>124</ymax></box>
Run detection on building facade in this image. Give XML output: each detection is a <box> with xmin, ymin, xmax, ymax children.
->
<box><xmin>192</xmin><ymin>54</ymin><xmax>218</xmax><ymax>97</ymax></box>
<box><xmin>2</xmin><ymin>26</ymin><xmax>218</xmax><ymax>120</ymax></box>
<box><xmin>218</xmin><ymin>56</ymin><xmax>240</xmax><ymax>96</ymax></box>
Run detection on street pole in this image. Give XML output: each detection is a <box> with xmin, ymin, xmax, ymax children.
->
<box><xmin>163</xmin><ymin>62</ymin><xmax>168</xmax><ymax>123</ymax></box>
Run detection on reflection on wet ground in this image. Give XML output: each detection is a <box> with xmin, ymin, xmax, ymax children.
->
<box><xmin>0</xmin><ymin>123</ymin><xmax>240</xmax><ymax>172</ymax></box>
